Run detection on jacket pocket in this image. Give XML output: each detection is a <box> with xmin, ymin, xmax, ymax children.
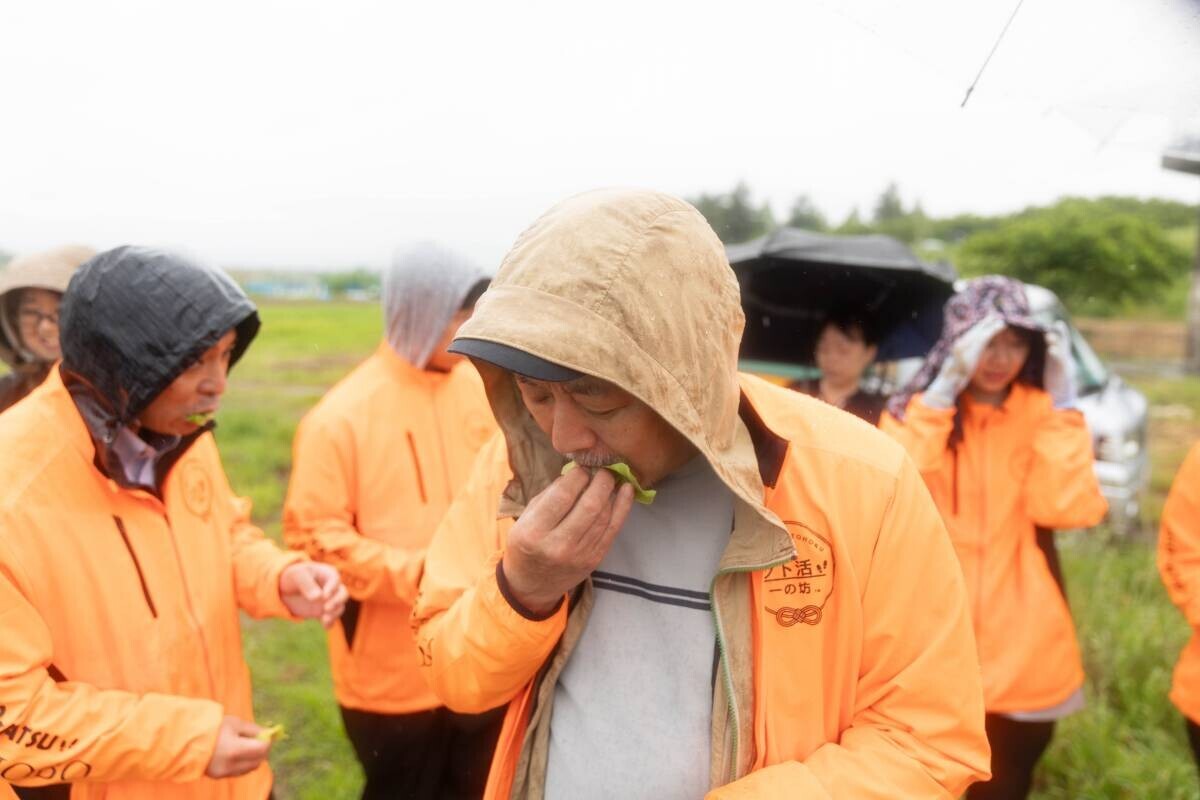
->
<box><xmin>13</xmin><ymin>786</ymin><xmax>71</xmax><ymax>799</ymax></box>
<box><xmin>341</xmin><ymin>598</ymin><xmax>362</xmax><ymax>651</ymax></box>
<box><xmin>113</xmin><ymin>516</ymin><xmax>158</xmax><ymax>618</ymax></box>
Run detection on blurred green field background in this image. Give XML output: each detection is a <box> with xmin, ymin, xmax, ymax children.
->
<box><xmin>208</xmin><ymin>303</ymin><xmax>1197</xmax><ymax>798</ymax></box>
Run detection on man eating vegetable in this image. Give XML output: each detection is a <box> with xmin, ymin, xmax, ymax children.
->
<box><xmin>411</xmin><ymin>189</ymin><xmax>991</xmax><ymax>799</ymax></box>
<box><xmin>0</xmin><ymin>246</ymin><xmax>346</xmax><ymax>800</ymax></box>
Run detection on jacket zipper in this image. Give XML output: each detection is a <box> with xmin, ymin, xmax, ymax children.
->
<box><xmin>977</xmin><ymin>422</ymin><xmax>988</xmax><ymax>628</ymax></box>
<box><xmin>407</xmin><ymin>431</ymin><xmax>428</xmax><ymax>504</ymax></box>
<box><xmin>433</xmin><ymin>397</ymin><xmax>453</xmax><ymax>505</ymax></box>
<box><xmin>113</xmin><ymin>516</ymin><xmax>157</xmax><ymax>618</ymax></box>
<box><xmin>163</xmin><ymin>514</ymin><xmax>219</xmax><ymax>699</ymax></box>
<box><xmin>710</xmin><ymin>554</ymin><xmax>792</xmax><ymax>784</ymax></box>
<box><xmin>951</xmin><ymin>446</ymin><xmax>959</xmax><ymax>517</ymax></box>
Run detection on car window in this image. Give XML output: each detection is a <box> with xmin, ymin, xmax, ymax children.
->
<box><xmin>1068</xmin><ymin>324</ymin><xmax>1109</xmax><ymax>393</ymax></box>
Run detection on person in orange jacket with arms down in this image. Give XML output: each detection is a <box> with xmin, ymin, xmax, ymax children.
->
<box><xmin>881</xmin><ymin>276</ymin><xmax>1108</xmax><ymax>799</ymax></box>
<box><xmin>0</xmin><ymin>245</ymin><xmax>96</xmax><ymax>413</ymax></box>
<box><xmin>1158</xmin><ymin>441</ymin><xmax>1200</xmax><ymax>782</ymax></box>
<box><xmin>0</xmin><ymin>247</ymin><xmax>348</xmax><ymax>799</ymax></box>
<box><xmin>410</xmin><ymin>188</ymin><xmax>991</xmax><ymax>799</ymax></box>
<box><xmin>283</xmin><ymin>242</ymin><xmax>500</xmax><ymax>800</ymax></box>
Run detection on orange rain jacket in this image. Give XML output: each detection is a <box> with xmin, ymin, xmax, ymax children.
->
<box><xmin>412</xmin><ymin>189</ymin><xmax>990</xmax><ymax>798</ymax></box>
<box><xmin>881</xmin><ymin>387</ymin><xmax>1107</xmax><ymax>712</ymax></box>
<box><xmin>283</xmin><ymin>343</ymin><xmax>497</xmax><ymax>713</ymax></box>
<box><xmin>0</xmin><ymin>371</ymin><xmax>302</xmax><ymax>799</ymax></box>
<box><xmin>1159</xmin><ymin>441</ymin><xmax>1200</xmax><ymax>724</ymax></box>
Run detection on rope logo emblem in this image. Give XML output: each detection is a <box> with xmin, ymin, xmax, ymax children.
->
<box><xmin>180</xmin><ymin>462</ymin><xmax>213</xmax><ymax>519</ymax></box>
<box><xmin>763</xmin><ymin>523</ymin><xmax>835</xmax><ymax>629</ymax></box>
<box><xmin>765</xmin><ymin>605</ymin><xmax>822</xmax><ymax>627</ymax></box>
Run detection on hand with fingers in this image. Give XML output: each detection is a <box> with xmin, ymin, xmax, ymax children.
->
<box><xmin>204</xmin><ymin>715</ymin><xmax>272</xmax><ymax>779</ymax></box>
<box><xmin>1043</xmin><ymin>319</ymin><xmax>1077</xmax><ymax>409</ymax></box>
<box><xmin>923</xmin><ymin>315</ymin><xmax>1007</xmax><ymax>409</ymax></box>
<box><xmin>501</xmin><ymin>465</ymin><xmax>637</xmax><ymax>617</ymax></box>
<box><xmin>279</xmin><ymin>561</ymin><xmax>349</xmax><ymax>627</ymax></box>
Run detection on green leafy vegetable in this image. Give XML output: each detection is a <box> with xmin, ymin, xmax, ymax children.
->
<box><xmin>561</xmin><ymin>460</ymin><xmax>656</xmax><ymax>505</ymax></box>
<box><xmin>186</xmin><ymin>412</ymin><xmax>213</xmax><ymax>426</ymax></box>
<box><xmin>255</xmin><ymin>723</ymin><xmax>286</xmax><ymax>743</ymax></box>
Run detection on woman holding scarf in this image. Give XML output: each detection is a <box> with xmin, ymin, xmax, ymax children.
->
<box><xmin>881</xmin><ymin>276</ymin><xmax>1107</xmax><ymax>799</ymax></box>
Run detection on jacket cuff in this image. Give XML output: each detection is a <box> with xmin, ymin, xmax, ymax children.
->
<box><xmin>270</xmin><ymin>550</ymin><xmax>310</xmax><ymax>620</ymax></box>
<box><xmin>913</xmin><ymin>393</ymin><xmax>958</xmax><ymax>417</ymax></box>
<box><xmin>187</xmin><ymin>699</ymin><xmax>228</xmax><ymax>780</ymax></box>
<box><xmin>495</xmin><ymin>560</ymin><xmax>564</xmax><ymax>621</ymax></box>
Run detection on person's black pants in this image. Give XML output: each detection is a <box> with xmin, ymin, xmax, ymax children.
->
<box><xmin>340</xmin><ymin>705</ymin><xmax>504</xmax><ymax>800</ymax></box>
<box><xmin>965</xmin><ymin>715</ymin><xmax>1056</xmax><ymax>800</ymax></box>
<box><xmin>1186</xmin><ymin>716</ymin><xmax>1200</xmax><ymax>777</ymax></box>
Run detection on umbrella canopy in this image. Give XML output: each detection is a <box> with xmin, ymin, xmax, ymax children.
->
<box><xmin>726</xmin><ymin>227</ymin><xmax>956</xmax><ymax>365</ymax></box>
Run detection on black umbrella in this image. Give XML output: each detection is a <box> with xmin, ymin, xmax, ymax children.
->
<box><xmin>726</xmin><ymin>227</ymin><xmax>956</xmax><ymax>366</ymax></box>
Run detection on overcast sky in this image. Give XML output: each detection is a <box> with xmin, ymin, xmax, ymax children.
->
<box><xmin>2</xmin><ymin>0</ymin><xmax>1198</xmax><ymax>270</ymax></box>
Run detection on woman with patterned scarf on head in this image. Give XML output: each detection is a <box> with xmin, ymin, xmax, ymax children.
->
<box><xmin>881</xmin><ymin>276</ymin><xmax>1107</xmax><ymax>799</ymax></box>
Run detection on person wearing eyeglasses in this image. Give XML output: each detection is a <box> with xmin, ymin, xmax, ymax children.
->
<box><xmin>0</xmin><ymin>245</ymin><xmax>96</xmax><ymax>412</ymax></box>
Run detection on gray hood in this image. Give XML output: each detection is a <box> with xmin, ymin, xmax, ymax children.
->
<box><xmin>383</xmin><ymin>242</ymin><xmax>490</xmax><ymax>369</ymax></box>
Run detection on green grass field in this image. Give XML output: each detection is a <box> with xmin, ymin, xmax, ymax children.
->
<box><xmin>4</xmin><ymin>300</ymin><xmax>1197</xmax><ymax>797</ymax></box>
<box><xmin>217</xmin><ymin>303</ymin><xmax>380</xmax><ymax>798</ymax></box>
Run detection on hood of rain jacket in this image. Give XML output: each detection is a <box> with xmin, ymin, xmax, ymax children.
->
<box><xmin>452</xmin><ymin>188</ymin><xmax>766</xmax><ymax>522</ymax></box>
<box><xmin>383</xmin><ymin>241</ymin><xmax>490</xmax><ymax>369</ymax></box>
<box><xmin>0</xmin><ymin>245</ymin><xmax>95</xmax><ymax>370</ymax></box>
<box><xmin>60</xmin><ymin>246</ymin><xmax>259</xmax><ymax>431</ymax></box>
<box><xmin>57</xmin><ymin>247</ymin><xmax>259</xmax><ymax>489</ymax></box>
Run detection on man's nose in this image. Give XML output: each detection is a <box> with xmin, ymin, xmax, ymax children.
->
<box><xmin>201</xmin><ymin>364</ymin><xmax>228</xmax><ymax>397</ymax></box>
<box><xmin>550</xmin><ymin>400</ymin><xmax>597</xmax><ymax>455</ymax></box>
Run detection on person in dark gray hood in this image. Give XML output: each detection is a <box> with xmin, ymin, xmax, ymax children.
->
<box><xmin>0</xmin><ymin>246</ymin><xmax>348</xmax><ymax>799</ymax></box>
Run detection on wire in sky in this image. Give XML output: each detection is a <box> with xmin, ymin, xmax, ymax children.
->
<box><xmin>961</xmin><ymin>0</ymin><xmax>1028</xmax><ymax>108</ymax></box>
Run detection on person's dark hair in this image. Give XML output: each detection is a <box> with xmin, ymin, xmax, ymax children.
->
<box><xmin>460</xmin><ymin>278</ymin><xmax>490</xmax><ymax>311</ymax></box>
<box><xmin>821</xmin><ymin>306</ymin><xmax>880</xmax><ymax>347</ymax></box>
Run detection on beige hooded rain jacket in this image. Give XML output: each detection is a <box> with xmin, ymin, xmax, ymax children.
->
<box><xmin>412</xmin><ymin>189</ymin><xmax>990</xmax><ymax>799</ymax></box>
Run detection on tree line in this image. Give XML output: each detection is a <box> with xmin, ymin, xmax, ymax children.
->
<box><xmin>689</xmin><ymin>182</ymin><xmax>1198</xmax><ymax>316</ymax></box>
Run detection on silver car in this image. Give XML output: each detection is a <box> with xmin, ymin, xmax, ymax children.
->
<box><xmin>1023</xmin><ymin>284</ymin><xmax>1149</xmax><ymax>533</ymax></box>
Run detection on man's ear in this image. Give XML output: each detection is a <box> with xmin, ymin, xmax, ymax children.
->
<box><xmin>865</xmin><ymin>344</ymin><xmax>878</xmax><ymax>364</ymax></box>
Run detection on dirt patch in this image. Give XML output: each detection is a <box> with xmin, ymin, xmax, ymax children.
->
<box><xmin>1077</xmin><ymin>318</ymin><xmax>1185</xmax><ymax>362</ymax></box>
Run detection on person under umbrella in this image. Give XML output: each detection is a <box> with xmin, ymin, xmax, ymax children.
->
<box><xmin>788</xmin><ymin>306</ymin><xmax>886</xmax><ymax>425</ymax></box>
<box><xmin>881</xmin><ymin>275</ymin><xmax>1107</xmax><ymax>799</ymax></box>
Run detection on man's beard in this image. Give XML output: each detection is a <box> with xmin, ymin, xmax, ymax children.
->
<box><xmin>567</xmin><ymin>449</ymin><xmax>623</xmax><ymax>468</ymax></box>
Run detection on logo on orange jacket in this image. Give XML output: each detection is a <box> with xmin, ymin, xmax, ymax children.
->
<box><xmin>180</xmin><ymin>462</ymin><xmax>213</xmax><ymax>519</ymax></box>
<box><xmin>0</xmin><ymin>704</ymin><xmax>92</xmax><ymax>782</ymax></box>
<box><xmin>763</xmin><ymin>523</ymin><xmax>834</xmax><ymax>627</ymax></box>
